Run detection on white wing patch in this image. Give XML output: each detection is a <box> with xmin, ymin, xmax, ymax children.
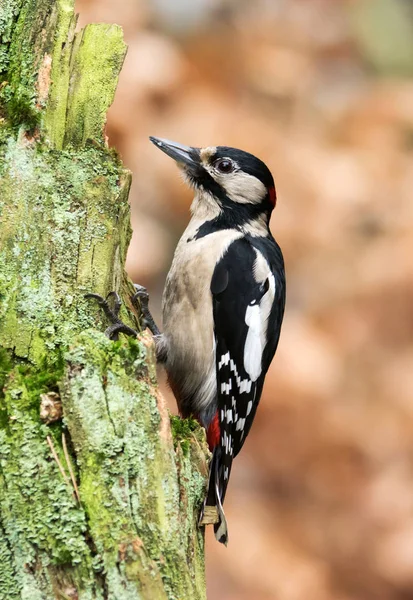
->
<box><xmin>244</xmin><ymin>304</ymin><xmax>263</xmax><ymax>380</ymax></box>
<box><xmin>243</xmin><ymin>249</ymin><xmax>275</xmax><ymax>381</ymax></box>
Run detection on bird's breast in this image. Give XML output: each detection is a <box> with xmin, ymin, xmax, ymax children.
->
<box><xmin>162</xmin><ymin>225</ymin><xmax>242</xmax><ymax>404</ymax></box>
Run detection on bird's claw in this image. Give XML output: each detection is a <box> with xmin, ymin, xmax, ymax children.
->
<box><xmin>85</xmin><ymin>291</ymin><xmax>121</xmax><ymax>320</ymax></box>
<box><xmin>132</xmin><ymin>284</ymin><xmax>149</xmax><ymax>306</ymax></box>
<box><xmin>85</xmin><ymin>291</ymin><xmax>139</xmax><ymax>341</ymax></box>
<box><xmin>131</xmin><ymin>284</ymin><xmax>160</xmax><ymax>336</ymax></box>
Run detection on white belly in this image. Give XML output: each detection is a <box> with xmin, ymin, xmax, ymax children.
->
<box><xmin>162</xmin><ymin>224</ymin><xmax>242</xmax><ymax>411</ymax></box>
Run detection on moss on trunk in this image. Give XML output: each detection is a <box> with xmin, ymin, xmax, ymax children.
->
<box><xmin>0</xmin><ymin>1</ymin><xmax>208</xmax><ymax>598</ymax></box>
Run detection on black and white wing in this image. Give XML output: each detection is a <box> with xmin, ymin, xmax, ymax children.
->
<box><xmin>209</xmin><ymin>235</ymin><xmax>285</xmax><ymax>543</ymax></box>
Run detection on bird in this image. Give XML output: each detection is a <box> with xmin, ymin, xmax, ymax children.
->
<box><xmin>88</xmin><ymin>137</ymin><xmax>285</xmax><ymax>545</ymax></box>
<box><xmin>148</xmin><ymin>137</ymin><xmax>285</xmax><ymax>545</ymax></box>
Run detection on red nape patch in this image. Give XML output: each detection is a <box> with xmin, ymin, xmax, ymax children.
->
<box><xmin>268</xmin><ymin>185</ymin><xmax>277</xmax><ymax>207</ymax></box>
<box><xmin>207</xmin><ymin>411</ymin><xmax>220</xmax><ymax>450</ymax></box>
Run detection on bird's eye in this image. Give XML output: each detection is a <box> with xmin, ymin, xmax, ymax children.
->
<box><xmin>214</xmin><ymin>158</ymin><xmax>234</xmax><ymax>174</ymax></box>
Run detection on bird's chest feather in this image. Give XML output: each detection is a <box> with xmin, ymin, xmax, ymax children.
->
<box><xmin>162</xmin><ymin>227</ymin><xmax>242</xmax><ymax>364</ymax></box>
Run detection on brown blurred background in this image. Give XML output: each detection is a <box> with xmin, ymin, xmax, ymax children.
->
<box><xmin>75</xmin><ymin>1</ymin><xmax>413</xmax><ymax>598</ymax></box>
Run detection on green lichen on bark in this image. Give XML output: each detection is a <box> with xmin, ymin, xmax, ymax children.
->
<box><xmin>62</xmin><ymin>331</ymin><xmax>207</xmax><ymax>599</ymax></box>
<box><xmin>0</xmin><ymin>0</ymin><xmax>24</xmax><ymax>75</ymax></box>
<box><xmin>0</xmin><ymin>358</ymin><xmax>99</xmax><ymax>599</ymax></box>
<box><xmin>0</xmin><ymin>332</ymin><xmax>208</xmax><ymax>599</ymax></box>
<box><xmin>0</xmin><ymin>521</ymin><xmax>20</xmax><ymax>599</ymax></box>
<box><xmin>1</xmin><ymin>0</ymin><xmax>58</xmax><ymax>128</ymax></box>
<box><xmin>0</xmin><ymin>137</ymin><xmax>133</xmax><ymax>363</ymax></box>
<box><xmin>63</xmin><ymin>24</ymin><xmax>127</xmax><ymax>149</ymax></box>
<box><xmin>40</xmin><ymin>0</ymin><xmax>77</xmax><ymax>149</ymax></box>
<box><xmin>0</xmin><ymin>0</ymin><xmax>208</xmax><ymax>597</ymax></box>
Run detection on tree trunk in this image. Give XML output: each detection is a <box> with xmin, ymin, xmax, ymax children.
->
<box><xmin>0</xmin><ymin>1</ymin><xmax>208</xmax><ymax>598</ymax></box>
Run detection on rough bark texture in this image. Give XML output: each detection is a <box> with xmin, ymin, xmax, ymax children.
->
<box><xmin>0</xmin><ymin>1</ymin><xmax>208</xmax><ymax>598</ymax></box>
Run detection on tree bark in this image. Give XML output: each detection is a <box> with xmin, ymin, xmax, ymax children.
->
<box><xmin>0</xmin><ymin>1</ymin><xmax>208</xmax><ymax>598</ymax></box>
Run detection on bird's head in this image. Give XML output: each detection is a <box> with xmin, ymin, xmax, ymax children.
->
<box><xmin>150</xmin><ymin>137</ymin><xmax>276</xmax><ymax>224</ymax></box>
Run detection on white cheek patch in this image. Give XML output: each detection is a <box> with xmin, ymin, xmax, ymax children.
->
<box><xmin>204</xmin><ymin>164</ymin><xmax>267</xmax><ymax>205</ymax></box>
<box><xmin>220</xmin><ymin>172</ymin><xmax>267</xmax><ymax>205</ymax></box>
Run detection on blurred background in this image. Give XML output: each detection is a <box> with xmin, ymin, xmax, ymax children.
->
<box><xmin>75</xmin><ymin>1</ymin><xmax>413</xmax><ymax>598</ymax></box>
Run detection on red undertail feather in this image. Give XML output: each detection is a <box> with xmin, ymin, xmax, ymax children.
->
<box><xmin>206</xmin><ymin>411</ymin><xmax>220</xmax><ymax>450</ymax></box>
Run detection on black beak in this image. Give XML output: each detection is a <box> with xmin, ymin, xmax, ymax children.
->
<box><xmin>149</xmin><ymin>137</ymin><xmax>200</xmax><ymax>173</ymax></box>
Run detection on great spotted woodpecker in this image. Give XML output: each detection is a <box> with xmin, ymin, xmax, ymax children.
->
<box><xmin>89</xmin><ymin>137</ymin><xmax>285</xmax><ymax>545</ymax></box>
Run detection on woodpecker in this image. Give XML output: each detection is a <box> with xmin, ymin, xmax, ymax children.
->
<box><xmin>88</xmin><ymin>137</ymin><xmax>285</xmax><ymax>545</ymax></box>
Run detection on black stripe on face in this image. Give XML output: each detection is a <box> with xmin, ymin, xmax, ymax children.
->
<box><xmin>185</xmin><ymin>159</ymin><xmax>226</xmax><ymax>200</ymax></box>
<box><xmin>213</xmin><ymin>147</ymin><xmax>275</xmax><ymax>190</ymax></box>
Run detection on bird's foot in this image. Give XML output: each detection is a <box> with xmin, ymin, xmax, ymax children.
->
<box><xmin>85</xmin><ymin>291</ymin><xmax>139</xmax><ymax>341</ymax></box>
<box><xmin>131</xmin><ymin>284</ymin><xmax>161</xmax><ymax>336</ymax></box>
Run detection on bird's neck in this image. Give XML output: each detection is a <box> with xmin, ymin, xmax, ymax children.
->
<box><xmin>189</xmin><ymin>190</ymin><xmax>271</xmax><ymax>240</ymax></box>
